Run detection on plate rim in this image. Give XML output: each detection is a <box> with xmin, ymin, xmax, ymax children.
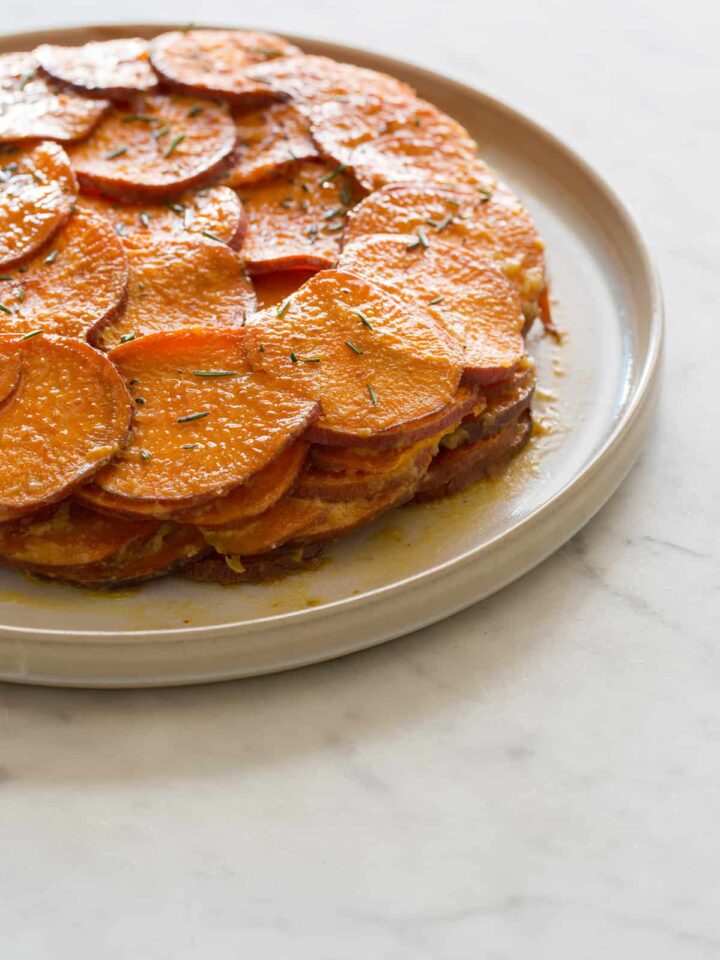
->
<box><xmin>0</xmin><ymin>23</ymin><xmax>663</xmax><ymax>646</ymax></box>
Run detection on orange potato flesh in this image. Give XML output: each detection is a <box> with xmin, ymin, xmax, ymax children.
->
<box><xmin>237</xmin><ymin>159</ymin><xmax>363</xmax><ymax>275</ymax></box>
<box><xmin>252</xmin><ymin>270</ymin><xmax>317</xmax><ymax>309</ymax></box>
<box><xmin>95</xmin><ymin>328</ymin><xmax>320</xmax><ymax>503</ymax></box>
<box><xmin>344</xmin><ymin>182</ymin><xmax>546</xmax><ymax>308</ymax></box>
<box><xmin>35</xmin><ymin>38</ymin><xmax>158</xmax><ymax>98</ymax></box>
<box><xmin>68</xmin><ymin>94</ymin><xmax>237</xmax><ymax>200</ymax></box>
<box><xmin>311</xmin><ymin>96</ymin><xmax>495</xmax><ymax>193</ymax></box>
<box><xmin>0</xmin><ymin>343</ymin><xmax>21</xmax><ymax>410</ymax></box>
<box><xmin>77</xmin><ymin>439</ymin><xmax>307</xmax><ymax>526</ymax></box>
<box><xmin>32</xmin><ymin>524</ymin><xmax>205</xmax><ymax>585</ymax></box>
<box><xmin>202</xmin><ymin>496</ymin><xmax>325</xmax><ymax>557</ymax></box>
<box><xmin>95</xmin><ymin>235</ymin><xmax>255</xmax><ymax>349</ymax></box>
<box><xmin>0</xmin><ymin>52</ymin><xmax>109</xmax><ymax>143</ymax></box>
<box><xmin>78</xmin><ymin>185</ymin><xmax>245</xmax><ymax>249</ymax></box>
<box><xmin>226</xmin><ymin>101</ymin><xmax>318</xmax><ymax>187</ymax></box>
<box><xmin>295</xmin><ymin>440</ymin><xmax>434</xmax><ymax>501</ymax></box>
<box><xmin>150</xmin><ymin>30</ymin><xmax>301</xmax><ymax>105</ymax></box>
<box><xmin>0</xmin><ymin>333</ymin><xmax>132</xmax><ymax>518</ymax></box>
<box><xmin>247</xmin><ymin>55</ymin><xmax>414</xmax><ymax>116</ymax></box>
<box><xmin>0</xmin><ymin>140</ymin><xmax>78</xmax><ymax>269</ymax></box>
<box><xmin>0</xmin><ymin>209</ymin><xmax>128</xmax><ymax>340</ymax></box>
<box><xmin>244</xmin><ymin>269</ymin><xmax>462</xmax><ymax>442</ymax></box>
<box><xmin>0</xmin><ymin>499</ymin><xmax>157</xmax><ymax>566</ymax></box>
<box><xmin>339</xmin><ymin>235</ymin><xmax>525</xmax><ymax>384</ymax></box>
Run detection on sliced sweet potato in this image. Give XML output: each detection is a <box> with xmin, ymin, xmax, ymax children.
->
<box><xmin>247</xmin><ymin>55</ymin><xmax>414</xmax><ymax>116</ymax></box>
<box><xmin>0</xmin><ymin>209</ymin><xmax>128</xmax><ymax>340</ymax></box>
<box><xmin>77</xmin><ymin>439</ymin><xmax>307</xmax><ymax>526</ymax></box>
<box><xmin>0</xmin><ymin>499</ymin><xmax>157</xmax><ymax>567</ymax></box>
<box><xmin>0</xmin><ymin>140</ymin><xmax>77</xmax><ymax>269</ymax></box>
<box><xmin>344</xmin><ymin>182</ymin><xmax>546</xmax><ymax>309</ymax></box>
<box><xmin>295</xmin><ymin>440</ymin><xmax>434</xmax><ymax>501</ymax></box>
<box><xmin>68</xmin><ymin>94</ymin><xmax>237</xmax><ymax>200</ymax></box>
<box><xmin>78</xmin><ymin>185</ymin><xmax>245</xmax><ymax>248</ymax></box>
<box><xmin>310</xmin><ymin>385</ymin><xmax>480</xmax><ymax>470</ymax></box>
<box><xmin>95</xmin><ymin>328</ymin><xmax>319</xmax><ymax>504</ymax></box>
<box><xmin>226</xmin><ymin>101</ymin><xmax>318</xmax><ymax>187</ymax></box>
<box><xmin>339</xmin><ymin>235</ymin><xmax>525</xmax><ymax>384</ymax></box>
<box><xmin>311</xmin><ymin>96</ymin><xmax>495</xmax><ymax>193</ymax></box>
<box><xmin>237</xmin><ymin>159</ymin><xmax>363</xmax><ymax>275</ymax></box>
<box><xmin>31</xmin><ymin>523</ymin><xmax>205</xmax><ymax>586</ymax></box>
<box><xmin>95</xmin><ymin>235</ymin><xmax>255</xmax><ymax>349</ymax></box>
<box><xmin>202</xmin><ymin>495</ymin><xmax>326</xmax><ymax>557</ymax></box>
<box><xmin>35</xmin><ymin>38</ymin><xmax>158</xmax><ymax>99</ymax></box>
<box><xmin>150</xmin><ymin>29</ymin><xmax>301</xmax><ymax>106</ymax></box>
<box><xmin>252</xmin><ymin>270</ymin><xmax>317</xmax><ymax>309</ymax></box>
<box><xmin>244</xmin><ymin>269</ymin><xmax>461</xmax><ymax>444</ymax></box>
<box><xmin>0</xmin><ymin>343</ymin><xmax>21</xmax><ymax>411</ymax></box>
<box><xmin>0</xmin><ymin>333</ymin><xmax>132</xmax><ymax>519</ymax></box>
<box><xmin>183</xmin><ymin>542</ymin><xmax>323</xmax><ymax>584</ymax></box>
<box><xmin>416</xmin><ymin>409</ymin><xmax>532</xmax><ymax>501</ymax></box>
<box><xmin>0</xmin><ymin>52</ymin><xmax>109</xmax><ymax>144</ymax></box>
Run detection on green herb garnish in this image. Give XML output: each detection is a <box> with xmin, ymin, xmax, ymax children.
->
<box><xmin>277</xmin><ymin>298</ymin><xmax>291</xmax><ymax>319</ymax></box>
<box><xmin>352</xmin><ymin>309</ymin><xmax>373</xmax><ymax>329</ymax></box>
<box><xmin>164</xmin><ymin>134</ymin><xmax>185</xmax><ymax>158</ymax></box>
<box><xmin>191</xmin><ymin>370</ymin><xmax>238</xmax><ymax>378</ymax></box>
<box><xmin>187</xmin><ymin>104</ymin><xmax>203</xmax><ymax>118</ymax></box>
<box><xmin>139</xmin><ymin>449</ymin><xmax>152</xmax><ymax>461</ymax></box>
<box><xmin>20</xmin><ymin>329</ymin><xmax>43</xmax><ymax>340</ymax></box>
<box><xmin>367</xmin><ymin>384</ymin><xmax>378</xmax><ymax>406</ymax></box>
<box><xmin>122</xmin><ymin>114</ymin><xmax>157</xmax><ymax>124</ymax></box>
<box><xmin>318</xmin><ymin>164</ymin><xmax>347</xmax><ymax>185</ymax></box>
<box><xmin>140</xmin><ymin>212</ymin><xmax>151</xmax><ymax>227</ymax></box>
<box><xmin>181</xmin><ymin>442</ymin><xmax>199</xmax><ymax>449</ymax></box>
<box><xmin>105</xmin><ymin>146</ymin><xmax>128</xmax><ymax>160</ymax></box>
<box><xmin>177</xmin><ymin>411</ymin><xmax>209</xmax><ymax>423</ymax></box>
<box><xmin>0</xmin><ymin>303</ymin><xmax>12</xmax><ymax>314</ymax></box>
<box><xmin>428</xmin><ymin>296</ymin><xmax>445</xmax><ymax>305</ymax></box>
<box><xmin>44</xmin><ymin>250</ymin><xmax>58</xmax><ymax>264</ymax></box>
<box><xmin>345</xmin><ymin>341</ymin><xmax>364</xmax><ymax>355</ymax></box>
<box><xmin>201</xmin><ymin>230</ymin><xmax>223</xmax><ymax>243</ymax></box>
<box><xmin>119</xmin><ymin>332</ymin><xmax>136</xmax><ymax>343</ymax></box>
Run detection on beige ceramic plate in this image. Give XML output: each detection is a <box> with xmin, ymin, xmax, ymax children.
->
<box><xmin>0</xmin><ymin>24</ymin><xmax>662</xmax><ymax>687</ymax></box>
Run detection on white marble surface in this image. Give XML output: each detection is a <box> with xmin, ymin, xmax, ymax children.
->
<box><xmin>1</xmin><ymin>2</ymin><xmax>719</xmax><ymax>956</ymax></box>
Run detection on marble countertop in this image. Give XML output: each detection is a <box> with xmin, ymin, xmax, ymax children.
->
<box><xmin>2</xmin><ymin>2</ymin><xmax>718</xmax><ymax>956</ymax></box>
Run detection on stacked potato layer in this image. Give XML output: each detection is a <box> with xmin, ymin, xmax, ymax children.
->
<box><xmin>0</xmin><ymin>30</ymin><xmax>546</xmax><ymax>585</ymax></box>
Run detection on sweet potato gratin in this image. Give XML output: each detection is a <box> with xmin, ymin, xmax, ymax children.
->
<box><xmin>0</xmin><ymin>30</ymin><xmax>549</xmax><ymax>586</ymax></box>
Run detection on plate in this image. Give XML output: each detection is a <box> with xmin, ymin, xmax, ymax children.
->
<box><xmin>0</xmin><ymin>24</ymin><xmax>662</xmax><ymax>687</ymax></box>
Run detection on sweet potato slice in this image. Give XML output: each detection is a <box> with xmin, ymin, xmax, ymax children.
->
<box><xmin>0</xmin><ymin>499</ymin><xmax>157</xmax><ymax>567</ymax></box>
<box><xmin>245</xmin><ymin>269</ymin><xmax>461</xmax><ymax>444</ymax></box>
<box><xmin>95</xmin><ymin>235</ymin><xmax>255</xmax><ymax>349</ymax></box>
<box><xmin>0</xmin><ymin>52</ymin><xmax>109</xmax><ymax>144</ymax></box>
<box><xmin>311</xmin><ymin>96</ymin><xmax>494</xmax><ymax>193</ymax></box>
<box><xmin>237</xmin><ymin>159</ymin><xmax>363</xmax><ymax>275</ymax></box>
<box><xmin>68</xmin><ymin>94</ymin><xmax>236</xmax><ymax>200</ymax></box>
<box><xmin>0</xmin><ymin>140</ymin><xmax>77</xmax><ymax>269</ymax></box>
<box><xmin>150</xmin><ymin>29</ymin><xmax>301</xmax><ymax>105</ymax></box>
<box><xmin>339</xmin><ymin>235</ymin><xmax>525</xmax><ymax>384</ymax></box>
<box><xmin>416</xmin><ymin>410</ymin><xmax>532</xmax><ymax>501</ymax></box>
<box><xmin>31</xmin><ymin>524</ymin><xmax>205</xmax><ymax>586</ymax></box>
<box><xmin>202</xmin><ymin>496</ymin><xmax>327</xmax><ymax>557</ymax></box>
<box><xmin>247</xmin><ymin>55</ymin><xmax>414</xmax><ymax>116</ymax></box>
<box><xmin>94</xmin><ymin>328</ymin><xmax>319</xmax><ymax>504</ymax></box>
<box><xmin>77</xmin><ymin>439</ymin><xmax>307</xmax><ymax>526</ymax></box>
<box><xmin>0</xmin><ymin>209</ymin><xmax>128</xmax><ymax>340</ymax></box>
<box><xmin>344</xmin><ymin>183</ymin><xmax>546</xmax><ymax>310</ymax></box>
<box><xmin>226</xmin><ymin>101</ymin><xmax>318</xmax><ymax>187</ymax></box>
<box><xmin>35</xmin><ymin>38</ymin><xmax>158</xmax><ymax>99</ymax></box>
<box><xmin>183</xmin><ymin>542</ymin><xmax>323</xmax><ymax>583</ymax></box>
<box><xmin>295</xmin><ymin>440</ymin><xmax>434</xmax><ymax>501</ymax></box>
<box><xmin>78</xmin><ymin>185</ymin><xmax>245</xmax><ymax>248</ymax></box>
<box><xmin>0</xmin><ymin>333</ymin><xmax>131</xmax><ymax>519</ymax></box>
<box><xmin>252</xmin><ymin>270</ymin><xmax>317</xmax><ymax>309</ymax></box>
<box><xmin>0</xmin><ymin>342</ymin><xmax>21</xmax><ymax>411</ymax></box>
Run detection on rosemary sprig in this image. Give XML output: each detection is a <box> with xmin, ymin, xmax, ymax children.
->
<box><xmin>177</xmin><ymin>411</ymin><xmax>209</xmax><ymax>423</ymax></box>
<box><xmin>164</xmin><ymin>134</ymin><xmax>186</xmax><ymax>158</ymax></box>
<box><xmin>191</xmin><ymin>370</ymin><xmax>238</xmax><ymax>378</ymax></box>
<box><xmin>367</xmin><ymin>384</ymin><xmax>378</xmax><ymax>406</ymax></box>
<box><xmin>105</xmin><ymin>146</ymin><xmax>128</xmax><ymax>160</ymax></box>
<box><xmin>345</xmin><ymin>341</ymin><xmax>364</xmax><ymax>355</ymax></box>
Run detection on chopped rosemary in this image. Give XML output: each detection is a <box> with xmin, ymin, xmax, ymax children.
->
<box><xmin>139</xmin><ymin>449</ymin><xmax>152</xmax><ymax>461</ymax></box>
<box><xmin>115</xmin><ymin>223</ymin><xmax>126</xmax><ymax>236</ymax></box>
<box><xmin>45</xmin><ymin>250</ymin><xmax>59</xmax><ymax>265</ymax></box>
<box><xmin>21</xmin><ymin>329</ymin><xmax>43</xmax><ymax>341</ymax></box>
<box><xmin>433</xmin><ymin>214</ymin><xmax>453</xmax><ymax>232</ymax></box>
<box><xmin>277</xmin><ymin>298</ymin><xmax>291</xmax><ymax>318</ymax></box>
<box><xmin>253</xmin><ymin>47</ymin><xmax>283</xmax><ymax>57</ymax></box>
<box><xmin>140</xmin><ymin>212</ymin><xmax>151</xmax><ymax>227</ymax></box>
<box><xmin>18</xmin><ymin>68</ymin><xmax>37</xmax><ymax>90</ymax></box>
<box><xmin>478</xmin><ymin>187</ymin><xmax>493</xmax><ymax>202</ymax></box>
<box><xmin>340</xmin><ymin>184</ymin><xmax>353</xmax><ymax>206</ymax></box>
<box><xmin>134</xmin><ymin>397</ymin><xmax>145</xmax><ymax>405</ymax></box>
<box><xmin>177</xmin><ymin>411</ymin><xmax>209</xmax><ymax>423</ymax></box>
<box><xmin>17</xmin><ymin>287</ymin><xmax>25</xmax><ymax>303</ymax></box>
<box><xmin>166</xmin><ymin>202</ymin><xmax>184</xmax><ymax>215</ymax></box>
<box><xmin>367</xmin><ymin>384</ymin><xmax>378</xmax><ymax>406</ymax></box>
<box><xmin>322</xmin><ymin>206</ymin><xmax>343</xmax><ymax>220</ymax></box>
<box><xmin>279</xmin><ymin>197</ymin><xmax>294</xmax><ymax>209</ymax></box>
<box><xmin>105</xmin><ymin>146</ymin><xmax>128</xmax><ymax>160</ymax></box>
<box><xmin>428</xmin><ymin>296</ymin><xmax>445</xmax><ymax>305</ymax></box>
<box><xmin>299</xmin><ymin>356</ymin><xmax>321</xmax><ymax>363</ymax></box>
<box><xmin>406</xmin><ymin>228</ymin><xmax>429</xmax><ymax>251</ymax></box>
<box><xmin>181</xmin><ymin>442</ymin><xmax>199</xmax><ymax>450</ymax></box>
<box><xmin>258</xmin><ymin>344</ymin><xmax>265</xmax><ymax>353</ymax></box>
<box><xmin>352</xmin><ymin>309</ymin><xmax>374</xmax><ymax>329</ymax></box>
<box><xmin>0</xmin><ymin>275</ymin><xmax>12</xmax><ymax>281</ymax></box>
<box><xmin>164</xmin><ymin>134</ymin><xmax>185</xmax><ymax>158</ymax></box>
<box><xmin>191</xmin><ymin>369</ymin><xmax>238</xmax><ymax>377</ymax></box>
<box><xmin>318</xmin><ymin>164</ymin><xmax>347</xmax><ymax>185</ymax></box>
<box><xmin>119</xmin><ymin>332</ymin><xmax>136</xmax><ymax>343</ymax></box>
<box><xmin>345</xmin><ymin>340</ymin><xmax>364</xmax><ymax>355</ymax></box>
<box><xmin>307</xmin><ymin>224</ymin><xmax>318</xmax><ymax>239</ymax></box>
<box><xmin>122</xmin><ymin>114</ymin><xmax>157</xmax><ymax>123</ymax></box>
<box><xmin>201</xmin><ymin>230</ymin><xmax>223</xmax><ymax>243</ymax></box>
<box><xmin>0</xmin><ymin>303</ymin><xmax>11</xmax><ymax>314</ymax></box>
<box><xmin>187</xmin><ymin>104</ymin><xmax>204</xmax><ymax>118</ymax></box>
<box><xmin>289</xmin><ymin>351</ymin><xmax>298</xmax><ymax>363</ymax></box>
<box><xmin>324</xmin><ymin>220</ymin><xmax>345</xmax><ymax>233</ymax></box>
<box><xmin>152</xmin><ymin>125</ymin><xmax>170</xmax><ymax>140</ymax></box>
